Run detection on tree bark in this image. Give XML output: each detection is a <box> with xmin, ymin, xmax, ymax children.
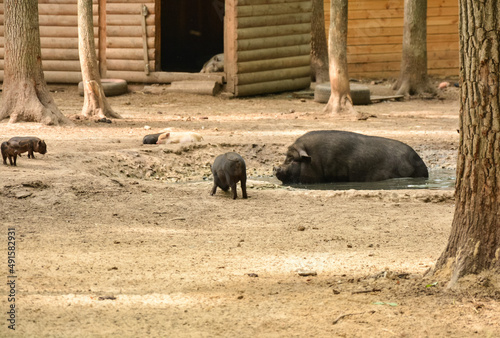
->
<box><xmin>310</xmin><ymin>0</ymin><xmax>329</xmax><ymax>84</ymax></box>
<box><xmin>0</xmin><ymin>0</ymin><xmax>69</xmax><ymax>125</ymax></box>
<box><xmin>433</xmin><ymin>0</ymin><xmax>500</xmax><ymax>287</ymax></box>
<box><xmin>78</xmin><ymin>0</ymin><xmax>120</xmax><ymax>119</ymax></box>
<box><xmin>323</xmin><ymin>0</ymin><xmax>356</xmax><ymax>117</ymax></box>
<box><xmin>392</xmin><ymin>0</ymin><xmax>436</xmax><ymax>97</ymax></box>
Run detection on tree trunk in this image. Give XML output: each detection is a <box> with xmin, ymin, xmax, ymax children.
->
<box><xmin>392</xmin><ymin>0</ymin><xmax>435</xmax><ymax>97</ymax></box>
<box><xmin>323</xmin><ymin>0</ymin><xmax>356</xmax><ymax>117</ymax></box>
<box><xmin>78</xmin><ymin>0</ymin><xmax>120</xmax><ymax>119</ymax></box>
<box><xmin>310</xmin><ymin>0</ymin><xmax>329</xmax><ymax>84</ymax></box>
<box><xmin>0</xmin><ymin>0</ymin><xmax>69</xmax><ymax>126</ymax></box>
<box><xmin>433</xmin><ymin>0</ymin><xmax>500</xmax><ymax>287</ymax></box>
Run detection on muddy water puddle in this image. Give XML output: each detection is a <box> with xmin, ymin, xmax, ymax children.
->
<box><xmin>250</xmin><ymin>169</ymin><xmax>455</xmax><ymax>191</ymax></box>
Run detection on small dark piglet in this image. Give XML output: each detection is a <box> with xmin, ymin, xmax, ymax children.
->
<box><xmin>143</xmin><ymin>133</ymin><xmax>162</xmax><ymax>144</ymax></box>
<box><xmin>1</xmin><ymin>141</ymin><xmax>20</xmax><ymax>166</ymax></box>
<box><xmin>211</xmin><ymin>152</ymin><xmax>248</xmax><ymax>199</ymax></box>
<box><xmin>7</xmin><ymin>137</ymin><xmax>47</xmax><ymax>159</ymax></box>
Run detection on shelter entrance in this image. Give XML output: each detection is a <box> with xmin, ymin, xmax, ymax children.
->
<box><xmin>160</xmin><ymin>0</ymin><xmax>224</xmax><ymax>73</ymax></box>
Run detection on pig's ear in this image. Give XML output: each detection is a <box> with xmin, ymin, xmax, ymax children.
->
<box><xmin>298</xmin><ymin>149</ymin><xmax>311</xmax><ymax>162</ymax></box>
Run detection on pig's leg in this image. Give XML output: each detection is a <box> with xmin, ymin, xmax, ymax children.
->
<box><xmin>230</xmin><ymin>181</ymin><xmax>238</xmax><ymax>199</ymax></box>
<box><xmin>240</xmin><ymin>176</ymin><xmax>248</xmax><ymax>199</ymax></box>
<box><xmin>226</xmin><ymin>173</ymin><xmax>238</xmax><ymax>199</ymax></box>
<box><xmin>211</xmin><ymin>175</ymin><xmax>219</xmax><ymax>196</ymax></box>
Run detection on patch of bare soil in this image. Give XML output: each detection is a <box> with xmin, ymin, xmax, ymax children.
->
<box><xmin>1</xmin><ymin>80</ymin><xmax>499</xmax><ymax>337</ymax></box>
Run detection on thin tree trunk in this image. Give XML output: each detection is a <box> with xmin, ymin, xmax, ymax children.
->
<box><xmin>433</xmin><ymin>0</ymin><xmax>500</xmax><ymax>287</ymax></box>
<box><xmin>311</xmin><ymin>0</ymin><xmax>329</xmax><ymax>84</ymax></box>
<box><xmin>393</xmin><ymin>0</ymin><xmax>436</xmax><ymax>96</ymax></box>
<box><xmin>323</xmin><ymin>0</ymin><xmax>356</xmax><ymax>117</ymax></box>
<box><xmin>0</xmin><ymin>0</ymin><xmax>69</xmax><ymax>125</ymax></box>
<box><xmin>78</xmin><ymin>0</ymin><xmax>120</xmax><ymax>119</ymax></box>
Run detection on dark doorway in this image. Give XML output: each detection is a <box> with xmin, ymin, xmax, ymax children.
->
<box><xmin>160</xmin><ymin>0</ymin><xmax>224</xmax><ymax>72</ymax></box>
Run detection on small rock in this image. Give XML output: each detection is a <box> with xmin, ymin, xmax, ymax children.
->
<box><xmin>297</xmin><ymin>226</ymin><xmax>306</xmax><ymax>231</ymax></box>
<box><xmin>247</xmin><ymin>273</ymin><xmax>259</xmax><ymax>278</ymax></box>
<box><xmin>347</xmin><ymin>244</ymin><xmax>353</xmax><ymax>248</ymax></box>
<box><xmin>297</xmin><ymin>269</ymin><xmax>317</xmax><ymax>277</ymax></box>
<box><xmin>144</xmin><ymin>125</ymin><xmax>151</xmax><ymax>130</ymax></box>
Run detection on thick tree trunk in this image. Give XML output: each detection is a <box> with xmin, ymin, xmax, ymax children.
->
<box><xmin>0</xmin><ymin>0</ymin><xmax>69</xmax><ymax>125</ymax></box>
<box><xmin>433</xmin><ymin>0</ymin><xmax>500</xmax><ymax>287</ymax></box>
<box><xmin>310</xmin><ymin>0</ymin><xmax>329</xmax><ymax>84</ymax></box>
<box><xmin>78</xmin><ymin>0</ymin><xmax>120</xmax><ymax>119</ymax></box>
<box><xmin>323</xmin><ymin>0</ymin><xmax>356</xmax><ymax>117</ymax></box>
<box><xmin>392</xmin><ymin>0</ymin><xmax>436</xmax><ymax>97</ymax></box>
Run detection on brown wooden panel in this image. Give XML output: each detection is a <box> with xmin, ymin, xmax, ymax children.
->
<box><xmin>237</xmin><ymin>66</ymin><xmax>311</xmax><ymax>86</ymax></box>
<box><xmin>238</xmin><ymin>2</ymin><xmax>312</xmax><ymax>17</ymax></box>
<box><xmin>107</xmin><ymin>3</ymin><xmax>155</xmax><ymax>15</ymax></box>
<box><xmin>238</xmin><ymin>45</ymin><xmax>311</xmax><ymax>62</ymax></box>
<box><xmin>238</xmin><ymin>55</ymin><xmax>310</xmax><ymax>74</ymax></box>
<box><xmin>38</xmin><ymin>4</ymin><xmax>97</xmax><ymax>15</ymax></box>
<box><xmin>237</xmin><ymin>23</ymin><xmax>310</xmax><ymax>40</ymax></box>
<box><xmin>236</xmin><ymin>77</ymin><xmax>311</xmax><ymax>96</ymax></box>
<box><xmin>107</xmin><ymin>48</ymin><xmax>155</xmax><ymax>60</ymax></box>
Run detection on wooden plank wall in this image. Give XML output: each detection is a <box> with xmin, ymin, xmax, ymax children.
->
<box><xmin>105</xmin><ymin>0</ymin><xmax>155</xmax><ymax>79</ymax></box>
<box><xmin>0</xmin><ymin>0</ymin><xmax>99</xmax><ymax>83</ymax></box>
<box><xmin>229</xmin><ymin>0</ymin><xmax>312</xmax><ymax>96</ymax></box>
<box><xmin>324</xmin><ymin>0</ymin><xmax>459</xmax><ymax>79</ymax></box>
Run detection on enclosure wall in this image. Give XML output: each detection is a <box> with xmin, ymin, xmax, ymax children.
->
<box><xmin>324</xmin><ymin>0</ymin><xmax>459</xmax><ymax>78</ymax></box>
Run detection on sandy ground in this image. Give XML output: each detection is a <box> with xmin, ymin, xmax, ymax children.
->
<box><xmin>1</xmin><ymin>80</ymin><xmax>499</xmax><ymax>337</ymax></box>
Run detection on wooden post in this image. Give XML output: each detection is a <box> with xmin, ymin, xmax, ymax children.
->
<box><xmin>224</xmin><ymin>0</ymin><xmax>237</xmax><ymax>94</ymax></box>
<box><xmin>141</xmin><ymin>4</ymin><xmax>150</xmax><ymax>75</ymax></box>
<box><xmin>98</xmin><ymin>0</ymin><xmax>107</xmax><ymax>78</ymax></box>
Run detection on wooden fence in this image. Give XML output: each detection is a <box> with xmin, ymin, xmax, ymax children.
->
<box><xmin>324</xmin><ymin>0</ymin><xmax>459</xmax><ymax>78</ymax></box>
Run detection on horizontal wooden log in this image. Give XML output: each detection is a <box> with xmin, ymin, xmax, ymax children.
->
<box><xmin>238</xmin><ymin>2</ymin><xmax>312</xmax><ymax>18</ymax></box>
<box><xmin>38</xmin><ymin>4</ymin><xmax>97</xmax><ymax>15</ymax></box>
<box><xmin>41</xmin><ymin>60</ymin><xmax>81</xmax><ymax>71</ymax></box>
<box><xmin>167</xmin><ymin>81</ymin><xmax>222</xmax><ymax>96</ymax></box>
<box><xmin>105</xmin><ymin>71</ymin><xmax>224</xmax><ymax>84</ymax></box>
<box><xmin>107</xmin><ymin>14</ymin><xmax>155</xmax><ymax>26</ymax></box>
<box><xmin>38</xmin><ymin>0</ymin><xmax>80</xmax><ymax>4</ymax></box>
<box><xmin>237</xmin><ymin>66</ymin><xmax>311</xmax><ymax>86</ymax></box>
<box><xmin>41</xmin><ymin>48</ymin><xmax>80</xmax><ymax>60</ymax></box>
<box><xmin>237</xmin><ymin>44</ymin><xmax>311</xmax><ymax>62</ymax></box>
<box><xmin>237</xmin><ymin>34</ymin><xmax>310</xmax><ymax>51</ymax></box>
<box><xmin>106</xmin><ymin>59</ymin><xmax>155</xmax><ymax>72</ymax></box>
<box><xmin>107</xmin><ymin>25</ymin><xmax>154</xmax><ymax>38</ymax></box>
<box><xmin>236</xmin><ymin>77</ymin><xmax>310</xmax><ymax>97</ymax></box>
<box><xmin>107</xmin><ymin>3</ymin><xmax>155</xmax><ymax>15</ymax></box>
<box><xmin>237</xmin><ymin>55</ymin><xmax>310</xmax><ymax>74</ymax></box>
<box><xmin>238</xmin><ymin>12</ymin><xmax>311</xmax><ymax>28</ymax></box>
<box><xmin>107</xmin><ymin>48</ymin><xmax>155</xmax><ymax>60</ymax></box>
<box><xmin>38</xmin><ymin>15</ymin><xmax>98</xmax><ymax>26</ymax></box>
<box><xmin>239</xmin><ymin>0</ymin><xmax>307</xmax><ymax>5</ymax></box>
<box><xmin>39</xmin><ymin>26</ymin><xmax>97</xmax><ymax>38</ymax></box>
<box><xmin>43</xmin><ymin>71</ymin><xmax>83</xmax><ymax>83</ymax></box>
<box><xmin>237</xmin><ymin>23</ymin><xmax>310</xmax><ymax>40</ymax></box>
<box><xmin>40</xmin><ymin>37</ymin><xmax>97</xmax><ymax>49</ymax></box>
<box><xmin>107</xmin><ymin>37</ymin><xmax>154</xmax><ymax>49</ymax></box>
<box><xmin>107</xmin><ymin>0</ymin><xmax>154</xmax><ymax>3</ymax></box>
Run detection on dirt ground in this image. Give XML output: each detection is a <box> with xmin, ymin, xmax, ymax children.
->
<box><xmin>1</xmin><ymin>80</ymin><xmax>499</xmax><ymax>337</ymax></box>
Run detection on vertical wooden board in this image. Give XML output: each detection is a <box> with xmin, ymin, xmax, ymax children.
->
<box><xmin>225</xmin><ymin>0</ymin><xmax>238</xmax><ymax>93</ymax></box>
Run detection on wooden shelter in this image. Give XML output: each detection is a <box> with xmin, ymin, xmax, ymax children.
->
<box><xmin>0</xmin><ymin>0</ymin><xmax>313</xmax><ymax>97</ymax></box>
<box><xmin>0</xmin><ymin>0</ymin><xmax>459</xmax><ymax>96</ymax></box>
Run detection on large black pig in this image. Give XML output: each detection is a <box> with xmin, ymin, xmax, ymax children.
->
<box><xmin>274</xmin><ymin>130</ymin><xmax>428</xmax><ymax>184</ymax></box>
